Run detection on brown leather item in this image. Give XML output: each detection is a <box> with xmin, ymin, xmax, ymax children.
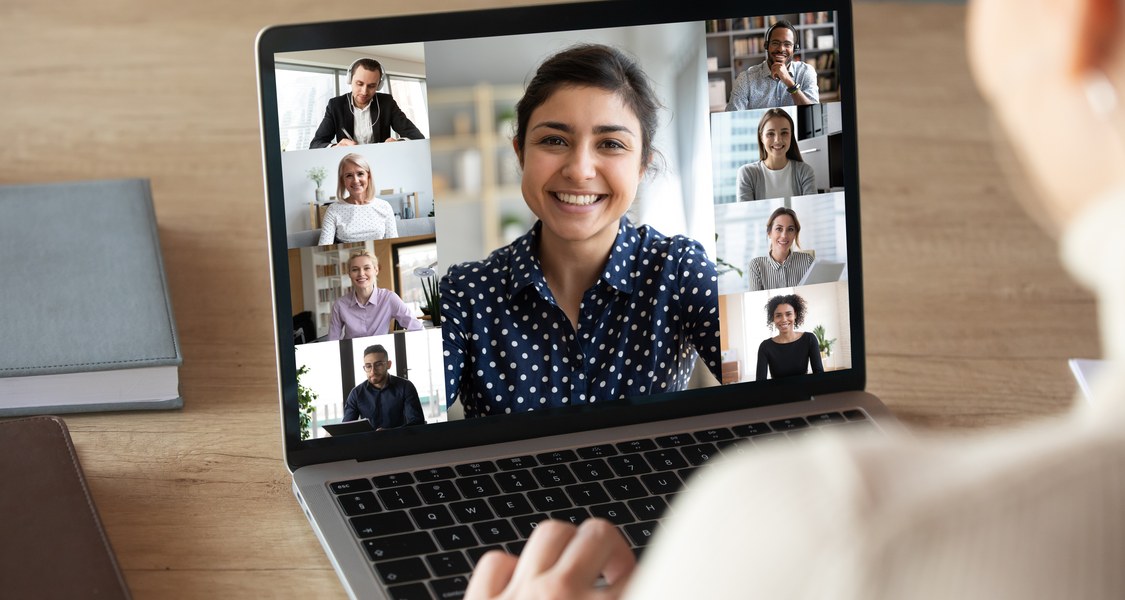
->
<box><xmin>0</xmin><ymin>416</ymin><xmax>131</xmax><ymax>599</ymax></box>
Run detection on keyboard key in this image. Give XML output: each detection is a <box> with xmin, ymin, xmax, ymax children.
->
<box><xmin>351</xmin><ymin>511</ymin><xmax>415</xmax><ymax>539</ymax></box>
<box><xmin>565</xmin><ymin>482</ymin><xmax>610</xmax><ymax>506</ymax></box>
<box><xmin>693</xmin><ymin>427</ymin><xmax>734</xmax><ymax>442</ymax></box>
<box><xmin>681</xmin><ymin>443</ymin><xmax>718</xmax><ymax>466</ymax></box>
<box><xmin>616</xmin><ymin>439</ymin><xmax>657</xmax><ymax>454</ymax></box>
<box><xmin>418</xmin><ymin>480</ymin><xmax>462</xmax><ymax>505</ymax></box>
<box><xmin>807</xmin><ymin>412</ymin><xmax>846</xmax><ymax>425</ymax></box>
<box><xmin>577</xmin><ymin>444</ymin><xmax>618</xmax><ymax>459</ymax></box>
<box><xmin>532</xmin><ymin>465</ymin><xmax>576</xmax><ymax>487</ymax></box>
<box><xmin>608</xmin><ymin>454</ymin><xmax>653</xmax><ymax>477</ymax></box>
<box><xmin>571</xmin><ymin>459</ymin><xmax>613</xmax><ymax>482</ymax></box>
<box><xmin>655</xmin><ymin>433</ymin><xmax>695</xmax><ymax>448</ymax></box>
<box><xmin>497</xmin><ymin>455</ymin><xmax>538</xmax><ymax>470</ymax></box>
<box><xmin>644</xmin><ymin>449</ymin><xmax>688</xmax><ymax>471</ymax></box>
<box><xmin>375</xmin><ymin>557</ymin><xmax>429</xmax><ymax>585</ymax></box>
<box><xmin>511</xmin><ymin>513</ymin><xmax>548</xmax><ymax>538</ymax></box>
<box><xmin>787</xmin><ymin>429</ymin><xmax>819</xmax><ymax>441</ymax></box>
<box><xmin>455</xmin><ymin>475</ymin><xmax>500</xmax><ymax>499</ymax></box>
<box><xmin>488</xmin><ymin>493</ymin><xmax>534</xmax><ymax>517</ymax></box>
<box><xmin>551</xmin><ymin>507</ymin><xmax>590</xmax><ymax>525</ymax></box>
<box><xmin>473</xmin><ymin>519</ymin><xmax>519</xmax><ymax>544</ymax></box>
<box><xmin>466</xmin><ymin>545</ymin><xmax>505</xmax><ymax>566</ymax></box>
<box><xmin>330</xmin><ymin>478</ymin><xmax>373</xmax><ymax>494</ymax></box>
<box><xmin>640</xmin><ymin>472</ymin><xmax>682</xmax><ymax>495</ymax></box>
<box><xmin>426</xmin><ymin>551</ymin><xmax>471</xmax><ymax>577</ymax></box>
<box><xmin>414</xmin><ymin>466</ymin><xmax>456</xmax><ymax>482</ymax></box>
<box><xmin>430</xmin><ymin>575</ymin><xmax>470</xmax><ymax>599</ymax></box>
<box><xmin>590</xmin><ymin>502</ymin><xmax>635</xmax><ymax>525</ymax></box>
<box><xmin>677</xmin><ymin>467</ymin><xmax>698</xmax><ymax>483</ymax></box>
<box><xmin>769</xmin><ymin>417</ymin><xmax>809</xmax><ymax>431</ymax></box>
<box><xmin>623</xmin><ymin>521</ymin><xmax>659</xmax><ymax>546</ymax></box>
<box><xmin>379</xmin><ymin>486</ymin><xmax>423</xmax><ymax>510</ymax></box>
<box><xmin>528</xmin><ymin>488</ymin><xmax>572</xmax><ymax>512</ymax></box>
<box><xmin>410</xmin><ymin>505</ymin><xmax>455</xmax><ymax>529</ymax></box>
<box><xmin>604</xmin><ymin>477</ymin><xmax>648</xmax><ymax>501</ymax></box>
<box><xmin>338</xmin><ymin>492</ymin><xmax>381</xmax><ymax>516</ymax></box>
<box><xmin>731</xmin><ymin>422</ymin><xmax>771</xmax><ymax>437</ymax></box>
<box><xmin>842</xmin><ymin>409</ymin><xmax>867</xmax><ymax>421</ymax></box>
<box><xmin>386</xmin><ymin>582</ymin><xmax>431</xmax><ymax>600</ymax></box>
<box><xmin>432</xmin><ymin>525</ymin><xmax>478</xmax><ymax>550</ymax></box>
<box><xmin>536</xmin><ymin>449</ymin><xmax>578</xmax><ymax>464</ymax></box>
<box><xmin>718</xmin><ymin>438</ymin><xmax>753</xmax><ymax>456</ymax></box>
<box><xmin>373</xmin><ymin>472</ymin><xmax>415</xmax><ymax>488</ymax></box>
<box><xmin>752</xmin><ymin>433</ymin><xmax>791</xmax><ymax>447</ymax></box>
<box><xmin>627</xmin><ymin>497</ymin><xmax>667</xmax><ymax>521</ymax></box>
<box><xmin>506</xmin><ymin>540</ymin><xmax>527</xmax><ymax>556</ymax></box>
<box><xmin>455</xmin><ymin>461</ymin><xmax>497</xmax><ymax>477</ymax></box>
<box><xmin>495</xmin><ymin>470</ymin><xmax>539</xmax><ymax>493</ymax></box>
<box><xmin>449</xmin><ymin>499</ymin><xmax>494</xmax><ymax>523</ymax></box>
<box><xmin>363</xmin><ymin>532</ymin><xmax>436</xmax><ymax>562</ymax></box>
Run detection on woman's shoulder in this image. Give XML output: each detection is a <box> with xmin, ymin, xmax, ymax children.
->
<box><xmin>443</xmin><ymin>239</ymin><xmax>524</xmax><ymax>288</ymax></box>
<box><xmin>634</xmin><ymin>223</ymin><xmax>707</xmax><ymax>256</ymax></box>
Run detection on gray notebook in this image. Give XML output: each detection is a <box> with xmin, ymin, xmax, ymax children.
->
<box><xmin>0</xmin><ymin>178</ymin><xmax>182</xmax><ymax>415</ymax></box>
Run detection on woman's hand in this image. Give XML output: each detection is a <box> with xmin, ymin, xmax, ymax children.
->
<box><xmin>465</xmin><ymin>518</ymin><xmax>636</xmax><ymax>600</ymax></box>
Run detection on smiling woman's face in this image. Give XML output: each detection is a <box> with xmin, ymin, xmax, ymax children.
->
<box><xmin>760</xmin><ymin>116</ymin><xmax>792</xmax><ymax>161</ymax></box>
<box><xmin>517</xmin><ymin>85</ymin><xmax>645</xmax><ymax>248</ymax></box>
<box><xmin>348</xmin><ymin>256</ymin><xmax>377</xmax><ymax>289</ymax></box>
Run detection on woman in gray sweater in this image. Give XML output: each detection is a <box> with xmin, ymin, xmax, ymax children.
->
<box><xmin>737</xmin><ymin>108</ymin><xmax>816</xmax><ymax>201</ymax></box>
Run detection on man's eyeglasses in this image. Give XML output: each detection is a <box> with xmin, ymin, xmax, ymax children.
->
<box><xmin>363</xmin><ymin>361</ymin><xmax>388</xmax><ymax>371</ymax></box>
<box><xmin>768</xmin><ymin>40</ymin><xmax>795</xmax><ymax>51</ymax></box>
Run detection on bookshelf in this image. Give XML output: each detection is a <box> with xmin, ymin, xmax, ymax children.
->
<box><xmin>706</xmin><ymin>12</ymin><xmax>839</xmax><ymax>111</ymax></box>
<box><xmin>426</xmin><ymin>84</ymin><xmax>534</xmax><ymax>256</ymax></box>
<box><xmin>310</xmin><ymin>241</ymin><xmax>369</xmax><ymax>333</ymax></box>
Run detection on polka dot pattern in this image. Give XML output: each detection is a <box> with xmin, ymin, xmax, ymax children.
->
<box><xmin>439</xmin><ymin>218</ymin><xmax>721</xmax><ymax>418</ymax></box>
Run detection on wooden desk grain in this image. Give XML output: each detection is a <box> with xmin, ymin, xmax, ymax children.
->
<box><xmin>0</xmin><ymin>1</ymin><xmax>1098</xmax><ymax>597</ymax></box>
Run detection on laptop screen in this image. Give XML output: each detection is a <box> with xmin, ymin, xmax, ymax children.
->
<box><xmin>259</xmin><ymin>2</ymin><xmax>862</xmax><ymax>464</ymax></box>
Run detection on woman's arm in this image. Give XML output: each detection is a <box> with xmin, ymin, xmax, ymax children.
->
<box><xmin>385</xmin><ymin>202</ymin><xmax>399</xmax><ymax>238</ymax></box>
<box><xmin>317</xmin><ymin>204</ymin><xmax>338</xmax><ymax>246</ymax></box>
<box><xmin>385</xmin><ymin>290</ymin><xmax>423</xmax><ymax>332</ymax></box>
<box><xmin>327</xmin><ymin>298</ymin><xmax>344</xmax><ymax>341</ymax></box>
<box><xmin>756</xmin><ymin>340</ymin><xmax>770</xmax><ymax>380</ymax></box>
<box><xmin>796</xmin><ymin>161</ymin><xmax>817</xmax><ymax>196</ymax></box>
<box><xmin>737</xmin><ymin>163</ymin><xmax>759</xmax><ymax>202</ymax></box>
<box><xmin>440</xmin><ymin>270</ymin><xmax>476</xmax><ymax>417</ymax></box>
<box><xmin>674</xmin><ymin>239</ymin><xmax>723</xmax><ymax>382</ymax></box>
<box><xmin>808</xmin><ymin>331</ymin><xmax>824</xmax><ymax>373</ymax></box>
<box><xmin>747</xmin><ymin>258</ymin><xmax>764</xmax><ymax>292</ymax></box>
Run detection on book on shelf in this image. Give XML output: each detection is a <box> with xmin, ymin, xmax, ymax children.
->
<box><xmin>0</xmin><ymin>178</ymin><xmax>182</xmax><ymax>416</ymax></box>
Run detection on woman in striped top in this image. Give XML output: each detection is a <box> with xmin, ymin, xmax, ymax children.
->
<box><xmin>747</xmin><ymin>207</ymin><xmax>814</xmax><ymax>291</ymax></box>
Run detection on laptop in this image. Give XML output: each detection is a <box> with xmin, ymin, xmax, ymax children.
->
<box><xmin>256</xmin><ymin>1</ymin><xmax>898</xmax><ymax>598</ymax></box>
<box><xmin>798</xmin><ymin>259</ymin><xmax>846</xmax><ymax>286</ymax></box>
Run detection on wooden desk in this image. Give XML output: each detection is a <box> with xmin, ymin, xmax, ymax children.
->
<box><xmin>0</xmin><ymin>1</ymin><xmax>1098</xmax><ymax>597</ymax></box>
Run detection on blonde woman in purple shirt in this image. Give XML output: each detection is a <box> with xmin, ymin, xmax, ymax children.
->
<box><xmin>327</xmin><ymin>250</ymin><xmax>423</xmax><ymax>340</ymax></box>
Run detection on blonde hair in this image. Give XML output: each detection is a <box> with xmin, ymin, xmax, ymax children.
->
<box><xmin>347</xmin><ymin>249</ymin><xmax>379</xmax><ymax>268</ymax></box>
<box><xmin>337</xmin><ymin>153</ymin><xmax>375</xmax><ymax>203</ymax></box>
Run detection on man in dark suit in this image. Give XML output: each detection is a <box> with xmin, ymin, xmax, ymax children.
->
<box><xmin>342</xmin><ymin>344</ymin><xmax>425</xmax><ymax>430</ymax></box>
<box><xmin>309</xmin><ymin>58</ymin><xmax>425</xmax><ymax>149</ymax></box>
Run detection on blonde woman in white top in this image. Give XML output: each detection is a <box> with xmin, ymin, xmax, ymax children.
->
<box><xmin>465</xmin><ymin>0</ymin><xmax>1125</xmax><ymax>598</ymax></box>
<box><xmin>317</xmin><ymin>153</ymin><xmax>398</xmax><ymax>245</ymax></box>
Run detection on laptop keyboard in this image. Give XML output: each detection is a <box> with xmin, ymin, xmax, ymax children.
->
<box><xmin>329</xmin><ymin>409</ymin><xmax>873</xmax><ymax>600</ymax></box>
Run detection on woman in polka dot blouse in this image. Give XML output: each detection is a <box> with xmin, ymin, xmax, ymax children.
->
<box><xmin>440</xmin><ymin>44</ymin><xmax>722</xmax><ymax>418</ymax></box>
<box><xmin>317</xmin><ymin>153</ymin><xmax>399</xmax><ymax>245</ymax></box>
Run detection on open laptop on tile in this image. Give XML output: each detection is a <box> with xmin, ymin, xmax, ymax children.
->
<box><xmin>257</xmin><ymin>1</ymin><xmax>896</xmax><ymax>597</ymax></box>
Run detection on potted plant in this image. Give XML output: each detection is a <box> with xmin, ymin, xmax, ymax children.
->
<box><xmin>812</xmin><ymin>324</ymin><xmax>836</xmax><ymax>365</ymax></box>
<box><xmin>307</xmin><ymin>166</ymin><xmax>328</xmax><ymax>203</ymax></box>
<box><xmin>296</xmin><ymin>364</ymin><xmax>318</xmax><ymax>440</ymax></box>
<box><xmin>419</xmin><ymin>275</ymin><xmax>441</xmax><ymax>326</ymax></box>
